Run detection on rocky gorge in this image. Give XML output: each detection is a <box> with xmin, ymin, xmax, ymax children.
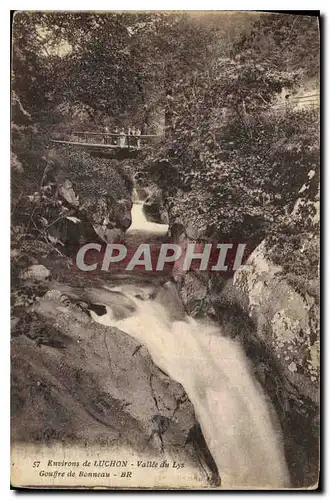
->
<box><xmin>11</xmin><ymin>11</ymin><xmax>320</xmax><ymax>490</ymax></box>
<box><xmin>11</xmin><ymin>159</ymin><xmax>319</xmax><ymax>488</ymax></box>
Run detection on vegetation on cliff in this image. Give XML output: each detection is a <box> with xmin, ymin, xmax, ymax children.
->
<box><xmin>147</xmin><ymin>13</ymin><xmax>319</xmax><ymax>293</ymax></box>
<box><xmin>11</xmin><ymin>10</ymin><xmax>319</xmax><ymax>291</ymax></box>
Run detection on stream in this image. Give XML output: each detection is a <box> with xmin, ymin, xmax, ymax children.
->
<box><xmin>89</xmin><ymin>197</ymin><xmax>290</xmax><ymax>489</ymax></box>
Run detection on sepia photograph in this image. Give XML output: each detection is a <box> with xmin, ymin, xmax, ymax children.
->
<box><xmin>10</xmin><ymin>10</ymin><xmax>320</xmax><ymax>490</ymax></box>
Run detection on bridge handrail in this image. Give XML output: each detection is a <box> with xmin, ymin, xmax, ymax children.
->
<box><xmin>72</xmin><ymin>131</ymin><xmax>162</xmax><ymax>138</ymax></box>
<box><xmin>50</xmin><ymin>139</ymin><xmax>134</xmax><ymax>148</ymax></box>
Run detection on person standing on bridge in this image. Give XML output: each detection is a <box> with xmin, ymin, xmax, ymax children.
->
<box><xmin>104</xmin><ymin>125</ymin><xmax>109</xmax><ymax>144</ymax></box>
<box><xmin>136</xmin><ymin>127</ymin><xmax>141</xmax><ymax>149</ymax></box>
<box><xmin>127</xmin><ymin>126</ymin><xmax>132</xmax><ymax>149</ymax></box>
<box><xmin>131</xmin><ymin>127</ymin><xmax>136</xmax><ymax>146</ymax></box>
<box><xmin>119</xmin><ymin>128</ymin><xmax>126</xmax><ymax>148</ymax></box>
<box><xmin>113</xmin><ymin>126</ymin><xmax>119</xmax><ymax>145</ymax></box>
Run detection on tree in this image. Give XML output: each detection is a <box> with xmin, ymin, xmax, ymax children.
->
<box><xmin>146</xmin><ymin>13</ymin><xmax>319</xmax><ymax>255</ymax></box>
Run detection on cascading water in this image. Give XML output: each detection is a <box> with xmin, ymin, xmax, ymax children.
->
<box><xmin>129</xmin><ymin>203</ymin><xmax>169</xmax><ymax>234</ymax></box>
<box><xmin>90</xmin><ymin>197</ymin><xmax>290</xmax><ymax>489</ymax></box>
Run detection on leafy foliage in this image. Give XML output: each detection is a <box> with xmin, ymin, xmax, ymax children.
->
<box><xmin>11</xmin><ymin>11</ymin><xmax>320</xmax><ymax>290</ymax></box>
<box><xmin>144</xmin><ymin>13</ymin><xmax>319</xmax><ymax>286</ymax></box>
<box><xmin>232</xmin><ymin>13</ymin><xmax>319</xmax><ymax>78</ymax></box>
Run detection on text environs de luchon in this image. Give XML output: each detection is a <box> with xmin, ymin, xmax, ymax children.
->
<box><xmin>46</xmin><ymin>459</ymin><xmax>183</xmax><ymax>468</ymax></box>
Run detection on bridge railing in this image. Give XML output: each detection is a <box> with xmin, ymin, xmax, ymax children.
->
<box><xmin>70</xmin><ymin>131</ymin><xmax>162</xmax><ymax>149</ymax></box>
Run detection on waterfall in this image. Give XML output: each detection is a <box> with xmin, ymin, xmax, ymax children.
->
<box><xmin>128</xmin><ymin>203</ymin><xmax>169</xmax><ymax>235</ymax></box>
<box><xmin>90</xmin><ymin>199</ymin><xmax>290</xmax><ymax>488</ymax></box>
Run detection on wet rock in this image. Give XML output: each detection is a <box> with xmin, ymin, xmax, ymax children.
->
<box><xmin>58</xmin><ymin>179</ymin><xmax>79</xmax><ymax>207</ymax></box>
<box><xmin>171</xmin><ymin>222</ymin><xmax>186</xmax><ymax>244</ymax></box>
<box><xmin>48</xmin><ymin>284</ymin><xmax>137</xmax><ymax>322</ymax></box>
<box><xmin>180</xmin><ymin>273</ymin><xmax>206</xmax><ymax>316</ymax></box>
<box><xmin>19</xmin><ymin>264</ymin><xmax>50</xmax><ymax>281</ymax></box>
<box><xmin>93</xmin><ymin>225</ymin><xmax>123</xmax><ymax>243</ymax></box>
<box><xmin>143</xmin><ymin>193</ymin><xmax>169</xmax><ymax>225</ymax></box>
<box><xmin>11</xmin><ymin>289</ymin><xmax>218</xmax><ymax>487</ymax></box>
<box><xmin>134</xmin><ymin>186</ymin><xmax>150</xmax><ymax>202</ymax></box>
<box><xmin>170</xmin><ymin>229</ymin><xmax>319</xmax><ymax>487</ymax></box>
<box><xmin>114</xmin><ymin>198</ymin><xmax>132</xmax><ymax>231</ymax></box>
<box><xmin>233</xmin><ymin>241</ymin><xmax>319</xmax><ymax>404</ymax></box>
<box><xmin>48</xmin><ymin>215</ymin><xmax>96</xmax><ymax>248</ymax></box>
<box><xmin>155</xmin><ymin>281</ymin><xmax>186</xmax><ymax>321</ymax></box>
<box><xmin>110</xmin><ymin>284</ymin><xmax>155</xmax><ymax>301</ymax></box>
<box><xmin>179</xmin><ymin>272</ymin><xmax>215</xmax><ymax>319</ymax></box>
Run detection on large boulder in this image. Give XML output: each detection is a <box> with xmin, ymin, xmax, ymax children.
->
<box><xmin>47</xmin><ymin>151</ymin><xmax>135</xmax><ymax>246</ymax></box>
<box><xmin>133</xmin><ymin>186</ymin><xmax>150</xmax><ymax>202</ymax></box>
<box><xmin>113</xmin><ymin>198</ymin><xmax>132</xmax><ymax>231</ymax></box>
<box><xmin>93</xmin><ymin>226</ymin><xmax>124</xmax><ymax>243</ymax></box>
<box><xmin>179</xmin><ymin>272</ymin><xmax>212</xmax><ymax>318</ymax></box>
<box><xmin>233</xmin><ymin>242</ymin><xmax>319</xmax><ymax>404</ymax></box>
<box><xmin>53</xmin><ymin>177</ymin><xmax>133</xmax><ymax>244</ymax></box>
<box><xmin>19</xmin><ymin>264</ymin><xmax>50</xmax><ymax>282</ymax></box>
<box><xmin>58</xmin><ymin>179</ymin><xmax>79</xmax><ymax>207</ymax></box>
<box><xmin>11</xmin><ymin>287</ymin><xmax>219</xmax><ymax>488</ymax></box>
<box><xmin>87</xmin><ymin>195</ymin><xmax>132</xmax><ymax>238</ymax></box>
<box><xmin>143</xmin><ymin>192</ymin><xmax>169</xmax><ymax>225</ymax></box>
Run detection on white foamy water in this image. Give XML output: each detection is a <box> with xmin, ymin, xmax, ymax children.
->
<box><xmin>90</xmin><ymin>201</ymin><xmax>290</xmax><ymax>488</ymax></box>
<box><xmin>128</xmin><ymin>203</ymin><xmax>169</xmax><ymax>235</ymax></box>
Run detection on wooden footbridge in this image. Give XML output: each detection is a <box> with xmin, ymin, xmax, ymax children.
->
<box><xmin>51</xmin><ymin>131</ymin><xmax>162</xmax><ymax>158</ymax></box>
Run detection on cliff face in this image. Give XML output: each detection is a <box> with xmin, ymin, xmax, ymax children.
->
<box><xmin>159</xmin><ymin>165</ymin><xmax>320</xmax><ymax>487</ymax></box>
<box><xmin>220</xmin><ymin>244</ymin><xmax>319</xmax><ymax>487</ymax></box>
